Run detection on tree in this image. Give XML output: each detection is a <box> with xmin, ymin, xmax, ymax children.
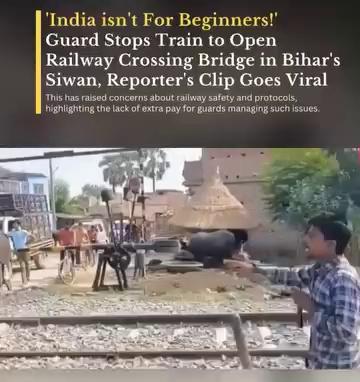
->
<box><xmin>99</xmin><ymin>149</ymin><xmax>171</xmax><ymax>193</ymax></box>
<box><xmin>54</xmin><ymin>179</ymin><xmax>70</xmax><ymax>213</ymax></box>
<box><xmin>263</xmin><ymin>149</ymin><xmax>341</xmax><ymax>222</ymax></box>
<box><xmin>141</xmin><ymin>148</ymin><xmax>170</xmax><ymax>192</ymax></box>
<box><xmin>81</xmin><ymin>183</ymin><xmax>103</xmax><ymax>204</ymax></box>
<box><xmin>54</xmin><ymin>179</ymin><xmax>83</xmax><ymax>214</ymax></box>
<box><xmin>285</xmin><ymin>176</ymin><xmax>348</xmax><ymax>228</ymax></box>
<box><xmin>99</xmin><ymin>152</ymin><xmax>140</xmax><ymax>192</ymax></box>
<box><xmin>330</xmin><ymin>149</ymin><xmax>360</xmax><ymax>204</ymax></box>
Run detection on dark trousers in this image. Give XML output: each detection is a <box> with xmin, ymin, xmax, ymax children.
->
<box><xmin>60</xmin><ymin>249</ymin><xmax>81</xmax><ymax>270</ymax></box>
<box><xmin>75</xmin><ymin>249</ymin><xmax>81</xmax><ymax>265</ymax></box>
<box><xmin>17</xmin><ymin>249</ymin><xmax>30</xmax><ymax>284</ymax></box>
<box><xmin>60</xmin><ymin>249</ymin><xmax>74</xmax><ymax>265</ymax></box>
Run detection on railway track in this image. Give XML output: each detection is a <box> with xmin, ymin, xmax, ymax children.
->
<box><xmin>0</xmin><ymin>312</ymin><xmax>309</xmax><ymax>368</ymax></box>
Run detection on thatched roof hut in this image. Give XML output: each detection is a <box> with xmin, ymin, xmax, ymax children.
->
<box><xmin>170</xmin><ymin>169</ymin><xmax>258</xmax><ymax>231</ymax></box>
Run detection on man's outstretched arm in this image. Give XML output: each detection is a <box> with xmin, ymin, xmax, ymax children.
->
<box><xmin>254</xmin><ymin>264</ymin><xmax>314</xmax><ymax>288</ymax></box>
<box><xmin>224</xmin><ymin>259</ymin><xmax>314</xmax><ymax>289</ymax></box>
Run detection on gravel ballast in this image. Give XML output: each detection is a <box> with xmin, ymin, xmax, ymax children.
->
<box><xmin>0</xmin><ymin>288</ymin><xmax>308</xmax><ymax>370</ymax></box>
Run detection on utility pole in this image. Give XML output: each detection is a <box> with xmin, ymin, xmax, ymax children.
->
<box><xmin>49</xmin><ymin>158</ymin><xmax>56</xmax><ymax>230</ymax></box>
<box><xmin>138</xmin><ymin>149</ymin><xmax>146</xmax><ymax>240</ymax></box>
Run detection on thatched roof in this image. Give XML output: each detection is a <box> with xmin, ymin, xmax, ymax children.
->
<box><xmin>170</xmin><ymin>170</ymin><xmax>258</xmax><ymax>230</ymax></box>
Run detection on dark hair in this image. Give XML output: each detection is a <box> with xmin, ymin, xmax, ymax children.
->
<box><xmin>14</xmin><ymin>220</ymin><xmax>21</xmax><ymax>226</ymax></box>
<box><xmin>307</xmin><ymin>214</ymin><xmax>352</xmax><ymax>255</ymax></box>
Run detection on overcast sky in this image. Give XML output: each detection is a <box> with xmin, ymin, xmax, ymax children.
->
<box><xmin>0</xmin><ymin>148</ymin><xmax>202</xmax><ymax>196</ymax></box>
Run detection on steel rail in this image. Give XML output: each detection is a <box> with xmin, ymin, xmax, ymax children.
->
<box><xmin>0</xmin><ymin>313</ymin><xmax>310</xmax><ymax>365</ymax></box>
<box><xmin>0</xmin><ymin>312</ymin><xmax>307</xmax><ymax>326</ymax></box>
<box><xmin>0</xmin><ymin>349</ymin><xmax>309</xmax><ymax>359</ymax></box>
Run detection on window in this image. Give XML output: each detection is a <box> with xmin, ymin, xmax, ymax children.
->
<box><xmin>21</xmin><ymin>181</ymin><xmax>29</xmax><ymax>193</ymax></box>
<box><xmin>33</xmin><ymin>183</ymin><xmax>44</xmax><ymax>194</ymax></box>
<box><xmin>0</xmin><ymin>180</ymin><xmax>20</xmax><ymax>194</ymax></box>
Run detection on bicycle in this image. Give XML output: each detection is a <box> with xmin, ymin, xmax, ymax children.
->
<box><xmin>58</xmin><ymin>248</ymin><xmax>76</xmax><ymax>285</ymax></box>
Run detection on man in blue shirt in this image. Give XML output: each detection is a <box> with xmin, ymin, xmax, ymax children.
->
<box><xmin>8</xmin><ymin>220</ymin><xmax>34</xmax><ymax>285</ymax></box>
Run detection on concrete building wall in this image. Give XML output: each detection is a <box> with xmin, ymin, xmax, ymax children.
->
<box><xmin>27</xmin><ymin>176</ymin><xmax>50</xmax><ymax>208</ymax></box>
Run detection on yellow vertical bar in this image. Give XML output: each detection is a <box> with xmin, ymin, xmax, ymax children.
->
<box><xmin>35</xmin><ymin>10</ymin><xmax>42</xmax><ymax>115</ymax></box>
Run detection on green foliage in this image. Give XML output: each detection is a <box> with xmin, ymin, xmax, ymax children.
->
<box><xmin>54</xmin><ymin>179</ymin><xmax>70</xmax><ymax>213</ymax></box>
<box><xmin>54</xmin><ymin>179</ymin><xmax>83</xmax><ymax>214</ymax></box>
<box><xmin>99</xmin><ymin>149</ymin><xmax>170</xmax><ymax>192</ymax></box>
<box><xmin>81</xmin><ymin>183</ymin><xmax>103</xmax><ymax>203</ymax></box>
<box><xmin>99</xmin><ymin>152</ymin><xmax>140</xmax><ymax>192</ymax></box>
<box><xmin>263</xmin><ymin>149</ymin><xmax>340</xmax><ymax>222</ymax></box>
<box><xmin>332</xmin><ymin>149</ymin><xmax>360</xmax><ymax>206</ymax></box>
<box><xmin>286</xmin><ymin>177</ymin><xmax>348</xmax><ymax>228</ymax></box>
<box><xmin>141</xmin><ymin>148</ymin><xmax>170</xmax><ymax>192</ymax></box>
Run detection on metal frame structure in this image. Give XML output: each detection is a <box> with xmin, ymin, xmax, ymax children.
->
<box><xmin>0</xmin><ymin>312</ymin><xmax>309</xmax><ymax>368</ymax></box>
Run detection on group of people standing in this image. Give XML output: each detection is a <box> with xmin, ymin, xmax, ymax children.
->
<box><xmin>0</xmin><ymin>221</ymin><xmax>100</xmax><ymax>290</ymax></box>
<box><xmin>57</xmin><ymin>222</ymin><xmax>98</xmax><ymax>266</ymax></box>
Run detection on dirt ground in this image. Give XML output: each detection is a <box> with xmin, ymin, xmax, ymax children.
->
<box><xmin>141</xmin><ymin>270</ymin><xmax>266</xmax><ymax>301</ymax></box>
<box><xmin>12</xmin><ymin>252</ymin><xmax>357</xmax><ymax>302</ymax></box>
<box><xmin>8</xmin><ymin>252</ymin><xmax>267</xmax><ymax>303</ymax></box>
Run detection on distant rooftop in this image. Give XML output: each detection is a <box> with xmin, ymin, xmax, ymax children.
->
<box><xmin>0</xmin><ymin>167</ymin><xmax>47</xmax><ymax>181</ymax></box>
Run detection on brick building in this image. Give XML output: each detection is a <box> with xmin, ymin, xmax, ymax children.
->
<box><xmin>183</xmin><ymin>148</ymin><xmax>303</xmax><ymax>265</ymax></box>
<box><xmin>183</xmin><ymin>148</ymin><xmax>272</xmax><ymax>226</ymax></box>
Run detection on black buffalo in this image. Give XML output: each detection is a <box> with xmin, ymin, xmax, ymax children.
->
<box><xmin>187</xmin><ymin>229</ymin><xmax>248</xmax><ymax>268</ymax></box>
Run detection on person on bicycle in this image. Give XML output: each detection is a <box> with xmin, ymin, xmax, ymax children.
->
<box><xmin>58</xmin><ymin>223</ymin><xmax>75</xmax><ymax>270</ymax></box>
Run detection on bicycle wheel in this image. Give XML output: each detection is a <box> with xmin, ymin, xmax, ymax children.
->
<box><xmin>58</xmin><ymin>255</ymin><xmax>76</xmax><ymax>285</ymax></box>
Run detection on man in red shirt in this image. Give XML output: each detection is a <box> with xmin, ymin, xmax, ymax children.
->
<box><xmin>58</xmin><ymin>223</ymin><xmax>75</xmax><ymax>267</ymax></box>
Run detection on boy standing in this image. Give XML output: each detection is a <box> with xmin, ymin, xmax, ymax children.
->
<box><xmin>226</xmin><ymin>215</ymin><xmax>360</xmax><ymax>369</ymax></box>
<box><xmin>72</xmin><ymin>222</ymin><xmax>89</xmax><ymax>265</ymax></box>
<box><xmin>8</xmin><ymin>220</ymin><xmax>34</xmax><ymax>285</ymax></box>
